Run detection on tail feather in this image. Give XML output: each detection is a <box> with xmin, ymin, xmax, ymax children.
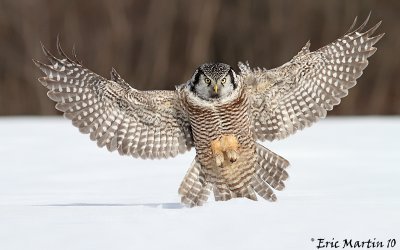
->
<box><xmin>256</xmin><ymin>167</ymin><xmax>286</xmax><ymax>191</ymax></box>
<box><xmin>213</xmin><ymin>183</ymin><xmax>258</xmax><ymax>201</ymax></box>
<box><xmin>249</xmin><ymin>143</ymin><xmax>290</xmax><ymax>201</ymax></box>
<box><xmin>213</xmin><ymin>184</ymin><xmax>233</xmax><ymax>201</ymax></box>
<box><xmin>255</xmin><ymin>143</ymin><xmax>290</xmax><ymax>191</ymax></box>
<box><xmin>197</xmin><ymin>183</ymin><xmax>212</xmax><ymax>204</ymax></box>
<box><xmin>178</xmin><ymin>159</ymin><xmax>211</xmax><ymax>207</ymax></box>
<box><xmin>179</xmin><ymin>144</ymin><xmax>290</xmax><ymax>206</ymax></box>
<box><xmin>251</xmin><ymin>174</ymin><xmax>277</xmax><ymax>201</ymax></box>
<box><xmin>245</xmin><ymin>186</ymin><xmax>258</xmax><ymax>201</ymax></box>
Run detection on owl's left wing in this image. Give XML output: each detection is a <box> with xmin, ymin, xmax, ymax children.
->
<box><xmin>242</xmin><ymin>15</ymin><xmax>383</xmax><ymax>141</ymax></box>
<box><xmin>34</xmin><ymin>41</ymin><xmax>193</xmax><ymax>159</ymax></box>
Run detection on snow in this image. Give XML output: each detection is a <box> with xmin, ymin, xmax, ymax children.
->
<box><xmin>0</xmin><ymin>117</ymin><xmax>399</xmax><ymax>250</ymax></box>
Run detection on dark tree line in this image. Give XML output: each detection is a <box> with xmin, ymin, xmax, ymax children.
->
<box><xmin>0</xmin><ymin>0</ymin><xmax>399</xmax><ymax>115</ymax></box>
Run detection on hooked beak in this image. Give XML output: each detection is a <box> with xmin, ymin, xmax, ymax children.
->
<box><xmin>214</xmin><ymin>84</ymin><xmax>218</xmax><ymax>93</ymax></box>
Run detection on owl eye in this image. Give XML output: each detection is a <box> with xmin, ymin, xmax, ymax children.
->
<box><xmin>221</xmin><ymin>78</ymin><xmax>226</xmax><ymax>84</ymax></box>
<box><xmin>204</xmin><ymin>78</ymin><xmax>211</xmax><ymax>85</ymax></box>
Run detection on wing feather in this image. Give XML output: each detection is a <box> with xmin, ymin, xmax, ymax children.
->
<box><xmin>34</xmin><ymin>42</ymin><xmax>193</xmax><ymax>159</ymax></box>
<box><xmin>243</xmin><ymin>15</ymin><xmax>383</xmax><ymax>141</ymax></box>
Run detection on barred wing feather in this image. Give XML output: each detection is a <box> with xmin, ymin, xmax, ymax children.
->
<box><xmin>34</xmin><ymin>41</ymin><xmax>193</xmax><ymax>159</ymax></box>
<box><xmin>242</xmin><ymin>15</ymin><xmax>384</xmax><ymax>141</ymax></box>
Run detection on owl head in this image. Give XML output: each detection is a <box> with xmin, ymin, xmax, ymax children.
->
<box><xmin>190</xmin><ymin>63</ymin><xmax>237</xmax><ymax>101</ymax></box>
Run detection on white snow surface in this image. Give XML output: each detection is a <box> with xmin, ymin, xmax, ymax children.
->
<box><xmin>0</xmin><ymin>117</ymin><xmax>399</xmax><ymax>250</ymax></box>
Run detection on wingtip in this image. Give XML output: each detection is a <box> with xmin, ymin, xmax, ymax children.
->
<box><xmin>32</xmin><ymin>58</ymin><xmax>42</xmax><ymax>68</ymax></box>
<box><xmin>346</xmin><ymin>12</ymin><xmax>384</xmax><ymax>39</ymax></box>
<box><xmin>39</xmin><ymin>41</ymin><xmax>59</xmax><ymax>62</ymax></box>
<box><xmin>32</xmin><ymin>58</ymin><xmax>39</xmax><ymax>64</ymax></box>
<box><xmin>39</xmin><ymin>41</ymin><xmax>47</xmax><ymax>56</ymax></box>
<box><xmin>56</xmin><ymin>35</ymin><xmax>63</xmax><ymax>55</ymax></box>
<box><xmin>367</xmin><ymin>10</ymin><xmax>372</xmax><ymax>20</ymax></box>
<box><xmin>355</xmin><ymin>12</ymin><xmax>371</xmax><ymax>33</ymax></box>
<box><xmin>72</xmin><ymin>43</ymin><xmax>77</xmax><ymax>56</ymax></box>
<box><xmin>346</xmin><ymin>16</ymin><xmax>358</xmax><ymax>34</ymax></box>
<box><xmin>71</xmin><ymin>43</ymin><xmax>82</xmax><ymax>64</ymax></box>
<box><xmin>364</xmin><ymin>11</ymin><xmax>372</xmax><ymax>25</ymax></box>
<box><xmin>56</xmin><ymin>34</ymin><xmax>68</xmax><ymax>58</ymax></box>
<box><xmin>37</xmin><ymin>76</ymin><xmax>49</xmax><ymax>87</ymax></box>
<box><xmin>39</xmin><ymin>40</ymin><xmax>45</xmax><ymax>51</ymax></box>
<box><xmin>304</xmin><ymin>40</ymin><xmax>311</xmax><ymax>50</ymax></box>
<box><xmin>110</xmin><ymin>67</ymin><xmax>121</xmax><ymax>81</ymax></box>
<box><xmin>362</xmin><ymin>20</ymin><xmax>383</xmax><ymax>37</ymax></box>
<box><xmin>370</xmin><ymin>32</ymin><xmax>385</xmax><ymax>45</ymax></box>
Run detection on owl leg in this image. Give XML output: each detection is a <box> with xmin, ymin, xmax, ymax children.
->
<box><xmin>220</xmin><ymin>134</ymin><xmax>239</xmax><ymax>163</ymax></box>
<box><xmin>210</xmin><ymin>139</ymin><xmax>224</xmax><ymax>167</ymax></box>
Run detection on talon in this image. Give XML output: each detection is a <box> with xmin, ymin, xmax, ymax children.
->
<box><xmin>226</xmin><ymin>150</ymin><xmax>238</xmax><ymax>163</ymax></box>
<box><xmin>215</xmin><ymin>154</ymin><xmax>224</xmax><ymax>167</ymax></box>
<box><xmin>211</xmin><ymin>139</ymin><xmax>225</xmax><ymax>167</ymax></box>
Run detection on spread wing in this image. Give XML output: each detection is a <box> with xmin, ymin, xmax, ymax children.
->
<box><xmin>241</xmin><ymin>14</ymin><xmax>384</xmax><ymax>141</ymax></box>
<box><xmin>33</xmin><ymin>41</ymin><xmax>193</xmax><ymax>159</ymax></box>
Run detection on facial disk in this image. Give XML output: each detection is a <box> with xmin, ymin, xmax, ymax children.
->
<box><xmin>190</xmin><ymin>63</ymin><xmax>236</xmax><ymax>101</ymax></box>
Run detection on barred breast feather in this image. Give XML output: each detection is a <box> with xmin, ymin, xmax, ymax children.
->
<box><xmin>177</xmin><ymin>83</ymin><xmax>288</xmax><ymax>206</ymax></box>
<box><xmin>178</xmin><ymin>84</ymin><xmax>257</xmax><ymax>203</ymax></box>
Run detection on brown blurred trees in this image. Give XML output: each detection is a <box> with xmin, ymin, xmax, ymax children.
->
<box><xmin>0</xmin><ymin>0</ymin><xmax>399</xmax><ymax>115</ymax></box>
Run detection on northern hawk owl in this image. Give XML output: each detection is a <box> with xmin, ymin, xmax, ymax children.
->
<box><xmin>34</xmin><ymin>15</ymin><xmax>383</xmax><ymax>207</ymax></box>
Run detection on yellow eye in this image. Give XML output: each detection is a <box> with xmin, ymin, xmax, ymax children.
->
<box><xmin>221</xmin><ymin>78</ymin><xmax>226</xmax><ymax>84</ymax></box>
<box><xmin>205</xmin><ymin>78</ymin><xmax>211</xmax><ymax>84</ymax></box>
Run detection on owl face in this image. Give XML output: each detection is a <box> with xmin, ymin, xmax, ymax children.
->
<box><xmin>190</xmin><ymin>63</ymin><xmax>237</xmax><ymax>101</ymax></box>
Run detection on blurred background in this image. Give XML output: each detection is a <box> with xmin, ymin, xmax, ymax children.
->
<box><xmin>0</xmin><ymin>0</ymin><xmax>399</xmax><ymax>116</ymax></box>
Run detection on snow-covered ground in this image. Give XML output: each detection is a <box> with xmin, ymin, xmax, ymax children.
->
<box><xmin>0</xmin><ymin>117</ymin><xmax>399</xmax><ymax>250</ymax></box>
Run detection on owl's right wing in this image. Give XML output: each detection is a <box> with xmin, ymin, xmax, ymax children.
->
<box><xmin>34</xmin><ymin>41</ymin><xmax>193</xmax><ymax>159</ymax></box>
<box><xmin>242</xmin><ymin>15</ymin><xmax>383</xmax><ymax>141</ymax></box>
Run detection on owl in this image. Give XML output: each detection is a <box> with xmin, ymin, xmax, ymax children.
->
<box><xmin>34</xmin><ymin>15</ymin><xmax>382</xmax><ymax>207</ymax></box>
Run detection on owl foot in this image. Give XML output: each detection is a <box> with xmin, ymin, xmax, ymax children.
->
<box><xmin>215</xmin><ymin>153</ymin><xmax>225</xmax><ymax>167</ymax></box>
<box><xmin>226</xmin><ymin>150</ymin><xmax>238</xmax><ymax>163</ymax></box>
<box><xmin>220</xmin><ymin>134</ymin><xmax>239</xmax><ymax>162</ymax></box>
<box><xmin>210</xmin><ymin>139</ymin><xmax>224</xmax><ymax>167</ymax></box>
<box><xmin>210</xmin><ymin>134</ymin><xmax>240</xmax><ymax>166</ymax></box>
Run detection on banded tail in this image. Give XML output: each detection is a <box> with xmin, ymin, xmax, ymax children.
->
<box><xmin>179</xmin><ymin>143</ymin><xmax>290</xmax><ymax>207</ymax></box>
